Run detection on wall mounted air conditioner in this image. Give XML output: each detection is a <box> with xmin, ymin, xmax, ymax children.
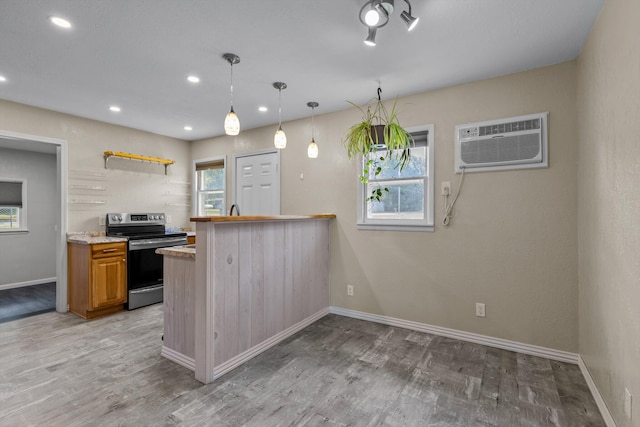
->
<box><xmin>455</xmin><ymin>112</ymin><xmax>548</xmax><ymax>173</ymax></box>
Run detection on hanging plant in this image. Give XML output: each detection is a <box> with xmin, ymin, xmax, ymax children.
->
<box><xmin>343</xmin><ymin>88</ymin><xmax>414</xmax><ymax>202</ymax></box>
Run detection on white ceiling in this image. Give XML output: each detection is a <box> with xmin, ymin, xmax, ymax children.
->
<box><xmin>0</xmin><ymin>0</ymin><xmax>603</xmax><ymax>142</ymax></box>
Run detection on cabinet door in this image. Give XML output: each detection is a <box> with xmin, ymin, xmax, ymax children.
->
<box><xmin>90</xmin><ymin>255</ymin><xmax>126</xmax><ymax>309</ymax></box>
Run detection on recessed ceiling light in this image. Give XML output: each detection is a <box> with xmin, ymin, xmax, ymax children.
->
<box><xmin>184</xmin><ymin>126</ymin><xmax>193</xmax><ymax>131</ymax></box>
<box><xmin>0</xmin><ymin>75</ymin><xmax>6</xmax><ymax>82</ymax></box>
<box><xmin>50</xmin><ymin>16</ymin><xmax>72</xmax><ymax>29</ymax></box>
<box><xmin>258</xmin><ymin>106</ymin><xmax>268</xmax><ymax>112</ymax></box>
<box><xmin>109</xmin><ymin>105</ymin><xmax>121</xmax><ymax>113</ymax></box>
<box><xmin>187</xmin><ymin>75</ymin><xmax>200</xmax><ymax>83</ymax></box>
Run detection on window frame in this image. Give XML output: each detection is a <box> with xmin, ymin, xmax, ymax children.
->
<box><xmin>0</xmin><ymin>178</ymin><xmax>28</xmax><ymax>234</ymax></box>
<box><xmin>357</xmin><ymin>124</ymin><xmax>435</xmax><ymax>232</ymax></box>
<box><xmin>192</xmin><ymin>156</ymin><xmax>226</xmax><ymax>217</ymax></box>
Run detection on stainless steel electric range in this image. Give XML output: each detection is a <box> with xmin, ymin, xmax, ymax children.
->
<box><xmin>106</xmin><ymin>213</ymin><xmax>187</xmax><ymax>310</ymax></box>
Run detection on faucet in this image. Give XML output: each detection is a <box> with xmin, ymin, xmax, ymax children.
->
<box><xmin>229</xmin><ymin>203</ymin><xmax>240</xmax><ymax>216</ymax></box>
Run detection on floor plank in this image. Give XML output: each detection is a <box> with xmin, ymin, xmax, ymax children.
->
<box><xmin>0</xmin><ymin>282</ymin><xmax>56</xmax><ymax>323</ymax></box>
<box><xmin>0</xmin><ymin>305</ymin><xmax>606</xmax><ymax>427</ymax></box>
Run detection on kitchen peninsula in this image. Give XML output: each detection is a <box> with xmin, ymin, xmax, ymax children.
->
<box><xmin>158</xmin><ymin>214</ymin><xmax>335</xmax><ymax>384</ymax></box>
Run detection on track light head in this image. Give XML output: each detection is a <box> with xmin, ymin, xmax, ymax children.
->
<box><xmin>400</xmin><ymin>2</ymin><xmax>419</xmax><ymax>31</ymax></box>
<box><xmin>364</xmin><ymin>27</ymin><xmax>377</xmax><ymax>46</ymax></box>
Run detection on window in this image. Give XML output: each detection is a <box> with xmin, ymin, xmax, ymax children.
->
<box><xmin>194</xmin><ymin>158</ymin><xmax>225</xmax><ymax>216</ymax></box>
<box><xmin>0</xmin><ymin>179</ymin><xmax>27</xmax><ymax>232</ymax></box>
<box><xmin>357</xmin><ymin>125</ymin><xmax>434</xmax><ymax>231</ymax></box>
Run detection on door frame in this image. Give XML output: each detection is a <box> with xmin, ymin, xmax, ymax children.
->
<box><xmin>0</xmin><ymin>129</ymin><xmax>68</xmax><ymax>313</ymax></box>
<box><xmin>232</xmin><ymin>148</ymin><xmax>281</xmax><ymax>215</ymax></box>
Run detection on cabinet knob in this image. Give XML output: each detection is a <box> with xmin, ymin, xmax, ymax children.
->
<box><xmin>123</xmin><ymin>259</ymin><xmax>126</xmax><ymax>262</ymax></box>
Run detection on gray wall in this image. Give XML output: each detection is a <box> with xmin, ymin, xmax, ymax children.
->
<box><xmin>0</xmin><ymin>147</ymin><xmax>57</xmax><ymax>287</ymax></box>
<box><xmin>577</xmin><ymin>0</ymin><xmax>640</xmax><ymax>425</ymax></box>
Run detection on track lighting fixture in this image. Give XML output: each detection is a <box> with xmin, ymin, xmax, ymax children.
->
<box><xmin>273</xmin><ymin>82</ymin><xmax>287</xmax><ymax>149</ymax></box>
<box><xmin>359</xmin><ymin>0</ymin><xmax>419</xmax><ymax>45</ymax></box>
<box><xmin>307</xmin><ymin>102</ymin><xmax>319</xmax><ymax>159</ymax></box>
<box><xmin>223</xmin><ymin>53</ymin><xmax>240</xmax><ymax>136</ymax></box>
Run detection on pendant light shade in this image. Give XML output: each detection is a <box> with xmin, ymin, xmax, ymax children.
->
<box><xmin>307</xmin><ymin>101</ymin><xmax>319</xmax><ymax>158</ymax></box>
<box><xmin>223</xmin><ymin>53</ymin><xmax>240</xmax><ymax>136</ymax></box>
<box><xmin>273</xmin><ymin>82</ymin><xmax>287</xmax><ymax>149</ymax></box>
<box><xmin>224</xmin><ymin>107</ymin><xmax>239</xmax><ymax>136</ymax></box>
<box><xmin>274</xmin><ymin>126</ymin><xmax>287</xmax><ymax>149</ymax></box>
<box><xmin>307</xmin><ymin>139</ymin><xmax>319</xmax><ymax>158</ymax></box>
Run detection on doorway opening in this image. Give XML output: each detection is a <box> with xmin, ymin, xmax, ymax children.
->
<box><xmin>0</xmin><ymin>130</ymin><xmax>68</xmax><ymax>314</ymax></box>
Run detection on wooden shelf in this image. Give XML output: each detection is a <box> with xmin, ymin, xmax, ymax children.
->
<box><xmin>104</xmin><ymin>151</ymin><xmax>175</xmax><ymax>174</ymax></box>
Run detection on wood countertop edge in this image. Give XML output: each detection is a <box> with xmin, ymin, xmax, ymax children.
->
<box><xmin>190</xmin><ymin>214</ymin><xmax>336</xmax><ymax>223</ymax></box>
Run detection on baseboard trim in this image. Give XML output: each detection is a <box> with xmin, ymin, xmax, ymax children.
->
<box><xmin>578</xmin><ymin>355</ymin><xmax>617</xmax><ymax>427</ymax></box>
<box><xmin>329</xmin><ymin>306</ymin><xmax>579</xmax><ymax>364</ymax></box>
<box><xmin>212</xmin><ymin>307</ymin><xmax>330</xmax><ymax>380</ymax></box>
<box><xmin>0</xmin><ymin>277</ymin><xmax>56</xmax><ymax>291</ymax></box>
<box><xmin>161</xmin><ymin>346</ymin><xmax>195</xmax><ymax>372</ymax></box>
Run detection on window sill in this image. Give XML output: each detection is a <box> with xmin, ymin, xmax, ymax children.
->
<box><xmin>0</xmin><ymin>229</ymin><xmax>29</xmax><ymax>235</ymax></box>
<box><xmin>357</xmin><ymin>224</ymin><xmax>434</xmax><ymax>232</ymax></box>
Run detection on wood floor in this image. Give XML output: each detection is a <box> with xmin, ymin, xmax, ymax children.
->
<box><xmin>0</xmin><ymin>305</ymin><xmax>605</xmax><ymax>426</ymax></box>
<box><xmin>0</xmin><ymin>282</ymin><xmax>56</xmax><ymax>324</ymax></box>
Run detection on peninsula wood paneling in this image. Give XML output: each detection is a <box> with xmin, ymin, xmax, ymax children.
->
<box><xmin>162</xmin><ymin>256</ymin><xmax>195</xmax><ymax>359</ymax></box>
<box><xmin>195</xmin><ymin>217</ymin><xmax>332</xmax><ymax>383</ymax></box>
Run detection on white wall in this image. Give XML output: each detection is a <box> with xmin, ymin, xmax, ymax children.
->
<box><xmin>193</xmin><ymin>61</ymin><xmax>579</xmax><ymax>353</ymax></box>
<box><xmin>577</xmin><ymin>0</ymin><xmax>640</xmax><ymax>425</ymax></box>
<box><xmin>0</xmin><ymin>147</ymin><xmax>56</xmax><ymax>287</ymax></box>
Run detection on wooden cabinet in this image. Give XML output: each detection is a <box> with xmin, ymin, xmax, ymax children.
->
<box><xmin>187</xmin><ymin>235</ymin><xmax>195</xmax><ymax>245</ymax></box>
<box><xmin>68</xmin><ymin>241</ymin><xmax>127</xmax><ymax>319</ymax></box>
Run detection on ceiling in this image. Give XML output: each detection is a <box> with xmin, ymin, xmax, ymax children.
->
<box><xmin>0</xmin><ymin>0</ymin><xmax>603</xmax><ymax>142</ymax></box>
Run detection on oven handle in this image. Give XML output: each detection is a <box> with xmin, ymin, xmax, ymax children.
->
<box><xmin>129</xmin><ymin>237</ymin><xmax>188</xmax><ymax>251</ymax></box>
<box><xmin>130</xmin><ymin>284</ymin><xmax>164</xmax><ymax>294</ymax></box>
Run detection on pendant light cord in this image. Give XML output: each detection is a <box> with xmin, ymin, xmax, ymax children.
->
<box><xmin>311</xmin><ymin>105</ymin><xmax>315</xmax><ymax>139</ymax></box>
<box><xmin>229</xmin><ymin>63</ymin><xmax>234</xmax><ymax>109</ymax></box>
<box><xmin>278</xmin><ymin>88</ymin><xmax>282</xmax><ymax>127</ymax></box>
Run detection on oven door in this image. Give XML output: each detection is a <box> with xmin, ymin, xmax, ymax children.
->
<box><xmin>127</xmin><ymin>236</ymin><xmax>187</xmax><ymax>309</ymax></box>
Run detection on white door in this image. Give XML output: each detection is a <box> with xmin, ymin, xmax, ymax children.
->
<box><xmin>234</xmin><ymin>151</ymin><xmax>280</xmax><ymax>215</ymax></box>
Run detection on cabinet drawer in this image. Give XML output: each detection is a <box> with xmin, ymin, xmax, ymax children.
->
<box><xmin>91</xmin><ymin>242</ymin><xmax>126</xmax><ymax>258</ymax></box>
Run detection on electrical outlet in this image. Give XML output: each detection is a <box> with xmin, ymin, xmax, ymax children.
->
<box><xmin>347</xmin><ymin>285</ymin><xmax>354</xmax><ymax>296</ymax></box>
<box><xmin>166</xmin><ymin>215</ymin><xmax>172</xmax><ymax>223</ymax></box>
<box><xmin>476</xmin><ymin>303</ymin><xmax>486</xmax><ymax>317</ymax></box>
<box><xmin>625</xmin><ymin>388</ymin><xmax>632</xmax><ymax>420</ymax></box>
<box><xmin>98</xmin><ymin>216</ymin><xmax>106</xmax><ymax>226</ymax></box>
<box><xmin>441</xmin><ymin>181</ymin><xmax>451</xmax><ymax>196</ymax></box>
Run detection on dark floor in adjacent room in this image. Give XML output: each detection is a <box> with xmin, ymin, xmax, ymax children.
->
<box><xmin>0</xmin><ymin>282</ymin><xmax>56</xmax><ymax>324</ymax></box>
<box><xmin>0</xmin><ymin>305</ymin><xmax>605</xmax><ymax>426</ymax></box>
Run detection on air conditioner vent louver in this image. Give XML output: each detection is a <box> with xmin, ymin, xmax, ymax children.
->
<box><xmin>478</xmin><ymin>118</ymin><xmax>540</xmax><ymax>137</ymax></box>
<box><xmin>455</xmin><ymin>113</ymin><xmax>548</xmax><ymax>173</ymax></box>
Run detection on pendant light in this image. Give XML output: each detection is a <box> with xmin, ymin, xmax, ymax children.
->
<box><xmin>307</xmin><ymin>102</ymin><xmax>319</xmax><ymax>158</ymax></box>
<box><xmin>223</xmin><ymin>53</ymin><xmax>240</xmax><ymax>136</ymax></box>
<box><xmin>273</xmin><ymin>82</ymin><xmax>287</xmax><ymax>149</ymax></box>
